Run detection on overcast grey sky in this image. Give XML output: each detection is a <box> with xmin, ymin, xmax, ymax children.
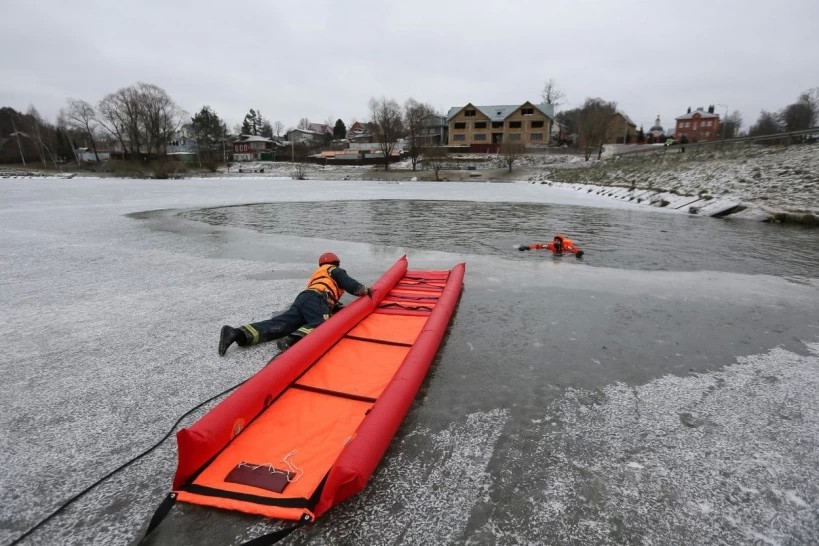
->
<box><xmin>1</xmin><ymin>0</ymin><xmax>817</xmax><ymax>133</ymax></box>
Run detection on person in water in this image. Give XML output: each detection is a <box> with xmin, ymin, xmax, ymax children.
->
<box><xmin>218</xmin><ymin>252</ymin><xmax>371</xmax><ymax>356</ymax></box>
<box><xmin>518</xmin><ymin>233</ymin><xmax>584</xmax><ymax>257</ymax></box>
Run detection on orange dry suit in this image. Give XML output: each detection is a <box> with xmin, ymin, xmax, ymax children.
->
<box><xmin>526</xmin><ymin>233</ymin><xmax>584</xmax><ymax>256</ymax></box>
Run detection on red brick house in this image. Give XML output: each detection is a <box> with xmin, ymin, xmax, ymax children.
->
<box><xmin>675</xmin><ymin>106</ymin><xmax>721</xmax><ymax>142</ymax></box>
<box><xmin>232</xmin><ymin>135</ymin><xmax>275</xmax><ymax>161</ymax></box>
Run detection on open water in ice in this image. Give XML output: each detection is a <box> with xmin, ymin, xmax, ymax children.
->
<box><xmin>179</xmin><ymin>199</ymin><xmax>819</xmax><ymax>277</ymax></box>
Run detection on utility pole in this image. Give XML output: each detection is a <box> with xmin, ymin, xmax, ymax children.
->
<box><xmin>716</xmin><ymin>103</ymin><xmax>728</xmax><ymax>140</ymax></box>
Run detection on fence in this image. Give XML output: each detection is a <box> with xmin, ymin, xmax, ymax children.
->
<box><xmin>611</xmin><ymin>127</ymin><xmax>818</xmax><ymax>158</ymax></box>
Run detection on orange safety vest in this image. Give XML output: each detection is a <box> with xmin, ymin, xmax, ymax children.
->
<box><xmin>307</xmin><ymin>264</ymin><xmax>344</xmax><ymax>304</ymax></box>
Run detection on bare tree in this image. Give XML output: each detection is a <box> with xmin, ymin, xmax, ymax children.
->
<box><xmin>59</xmin><ymin>98</ymin><xmax>100</xmax><ymax>161</ymax></box>
<box><xmin>272</xmin><ymin>120</ymin><xmax>284</xmax><ymax>137</ymax></box>
<box><xmin>721</xmin><ymin>110</ymin><xmax>743</xmax><ymax>139</ymax></box>
<box><xmin>404</xmin><ymin>98</ymin><xmax>435</xmax><ymax>171</ymax></box>
<box><xmin>369</xmin><ymin>96</ymin><xmax>404</xmax><ymax>170</ymax></box>
<box><xmin>748</xmin><ymin>111</ymin><xmax>782</xmax><ymax>137</ymax></box>
<box><xmin>422</xmin><ymin>146</ymin><xmax>448</xmax><ymax>180</ymax></box>
<box><xmin>98</xmin><ymin>85</ymin><xmax>143</xmax><ymax>157</ymax></box>
<box><xmin>97</xmin><ymin>83</ymin><xmax>183</xmax><ymax>158</ymax></box>
<box><xmin>554</xmin><ymin>108</ymin><xmax>580</xmax><ymax>145</ymax></box>
<box><xmin>780</xmin><ymin>92</ymin><xmax>817</xmax><ymax>132</ymax></box>
<box><xmin>541</xmin><ymin>78</ymin><xmax>566</xmax><ymax>108</ymax></box>
<box><xmin>24</xmin><ymin>106</ymin><xmax>58</xmax><ymax>167</ymax></box>
<box><xmin>297</xmin><ymin>117</ymin><xmax>311</xmax><ymax>130</ymax></box>
<box><xmin>498</xmin><ymin>141</ymin><xmax>526</xmax><ymax>172</ymax></box>
<box><xmin>292</xmin><ymin>161</ymin><xmax>313</xmax><ymax>180</ymax></box>
<box><xmin>139</xmin><ymin>83</ymin><xmax>185</xmax><ymax>154</ymax></box>
<box><xmin>577</xmin><ymin>97</ymin><xmax>617</xmax><ymax>160</ymax></box>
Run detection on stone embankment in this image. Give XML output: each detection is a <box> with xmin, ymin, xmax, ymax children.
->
<box><xmin>535</xmin><ymin>143</ymin><xmax>818</xmax><ymax>225</ymax></box>
<box><xmin>533</xmin><ymin>180</ymin><xmax>745</xmax><ymax>218</ymax></box>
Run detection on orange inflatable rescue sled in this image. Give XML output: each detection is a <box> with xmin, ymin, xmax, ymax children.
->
<box><xmin>144</xmin><ymin>256</ymin><xmax>465</xmax><ymax>541</ymax></box>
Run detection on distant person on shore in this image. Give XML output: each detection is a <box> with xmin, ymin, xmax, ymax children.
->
<box><xmin>218</xmin><ymin>252</ymin><xmax>371</xmax><ymax>355</ymax></box>
<box><xmin>518</xmin><ymin>233</ymin><xmax>584</xmax><ymax>257</ymax></box>
<box><xmin>680</xmin><ymin>134</ymin><xmax>689</xmax><ymax>153</ymax></box>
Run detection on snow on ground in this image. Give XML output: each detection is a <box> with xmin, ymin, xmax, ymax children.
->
<box><xmin>466</xmin><ymin>343</ymin><xmax>819</xmax><ymax>545</ymax></box>
<box><xmin>540</xmin><ymin>143</ymin><xmax>819</xmax><ymax>216</ymax></box>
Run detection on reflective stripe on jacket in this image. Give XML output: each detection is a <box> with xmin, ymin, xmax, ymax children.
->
<box><xmin>306</xmin><ymin>264</ymin><xmax>344</xmax><ymax>304</ymax></box>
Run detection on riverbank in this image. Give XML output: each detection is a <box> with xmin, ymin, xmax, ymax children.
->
<box><xmin>2</xmin><ymin>141</ymin><xmax>816</xmax><ymax>224</ymax></box>
<box><xmin>538</xmin><ymin>142</ymin><xmax>819</xmax><ymax>224</ymax></box>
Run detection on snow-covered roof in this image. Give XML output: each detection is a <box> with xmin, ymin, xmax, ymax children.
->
<box><xmin>288</xmin><ymin>128</ymin><xmax>322</xmax><ymax>135</ymax></box>
<box><xmin>446</xmin><ymin>102</ymin><xmax>554</xmax><ymax>121</ymax></box>
<box><xmin>615</xmin><ymin>111</ymin><xmax>637</xmax><ymax>127</ymax></box>
<box><xmin>676</xmin><ymin>108</ymin><xmax>720</xmax><ymax>120</ymax></box>
<box><xmin>238</xmin><ymin>134</ymin><xmax>273</xmax><ymax>142</ymax></box>
<box><xmin>308</xmin><ymin>123</ymin><xmax>333</xmax><ymax>135</ymax></box>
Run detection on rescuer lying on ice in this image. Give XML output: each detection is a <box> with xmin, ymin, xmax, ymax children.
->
<box><xmin>517</xmin><ymin>233</ymin><xmax>584</xmax><ymax>257</ymax></box>
<box><xmin>218</xmin><ymin>252</ymin><xmax>371</xmax><ymax>356</ymax></box>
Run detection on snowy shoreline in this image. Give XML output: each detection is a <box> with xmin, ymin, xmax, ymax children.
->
<box><xmin>2</xmin><ymin>142</ymin><xmax>817</xmax><ymax>225</ymax></box>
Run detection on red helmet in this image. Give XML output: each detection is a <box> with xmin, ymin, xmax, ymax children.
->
<box><xmin>318</xmin><ymin>252</ymin><xmax>340</xmax><ymax>266</ymax></box>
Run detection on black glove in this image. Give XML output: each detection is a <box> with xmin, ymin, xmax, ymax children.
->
<box><xmin>517</xmin><ymin>245</ymin><xmax>528</xmax><ymax>251</ymax></box>
<box><xmin>576</xmin><ymin>251</ymin><xmax>584</xmax><ymax>258</ymax></box>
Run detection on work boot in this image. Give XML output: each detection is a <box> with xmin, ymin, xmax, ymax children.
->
<box><xmin>218</xmin><ymin>325</ymin><xmax>242</xmax><ymax>356</ymax></box>
<box><xmin>275</xmin><ymin>334</ymin><xmax>302</xmax><ymax>352</ymax></box>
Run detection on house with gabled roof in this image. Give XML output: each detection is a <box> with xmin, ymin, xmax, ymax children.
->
<box><xmin>675</xmin><ymin>106</ymin><xmax>721</xmax><ymax>142</ymax></box>
<box><xmin>233</xmin><ymin>134</ymin><xmax>287</xmax><ymax>161</ymax></box>
<box><xmin>346</xmin><ymin>121</ymin><xmax>375</xmax><ymax>143</ymax></box>
<box><xmin>307</xmin><ymin>123</ymin><xmax>334</xmax><ymax>137</ymax></box>
<box><xmin>446</xmin><ymin>101</ymin><xmax>554</xmax><ymax>150</ymax></box>
<box><xmin>608</xmin><ymin>111</ymin><xmax>638</xmax><ymax>143</ymax></box>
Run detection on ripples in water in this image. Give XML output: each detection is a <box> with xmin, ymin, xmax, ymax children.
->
<box><xmin>179</xmin><ymin>200</ymin><xmax>819</xmax><ymax>277</ymax></box>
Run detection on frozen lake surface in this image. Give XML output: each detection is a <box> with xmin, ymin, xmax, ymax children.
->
<box><xmin>1</xmin><ymin>177</ymin><xmax>817</xmax><ymax>545</ymax></box>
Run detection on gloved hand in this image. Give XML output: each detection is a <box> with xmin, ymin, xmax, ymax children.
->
<box><xmin>517</xmin><ymin>244</ymin><xmax>529</xmax><ymax>251</ymax></box>
<box><xmin>575</xmin><ymin>251</ymin><xmax>584</xmax><ymax>258</ymax></box>
<box><xmin>362</xmin><ymin>287</ymin><xmax>372</xmax><ymax>297</ymax></box>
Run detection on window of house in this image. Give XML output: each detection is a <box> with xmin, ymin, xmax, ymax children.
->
<box><xmin>454</xmin><ymin>134</ymin><xmax>465</xmax><ymax>141</ymax></box>
<box><xmin>454</xmin><ymin>122</ymin><xmax>466</xmax><ymax>129</ymax></box>
<box><xmin>474</xmin><ymin>134</ymin><xmax>487</xmax><ymax>141</ymax></box>
<box><xmin>510</xmin><ymin>134</ymin><xmax>521</xmax><ymax>141</ymax></box>
<box><xmin>492</xmin><ymin>122</ymin><xmax>503</xmax><ymax>129</ymax></box>
<box><xmin>530</xmin><ymin>133</ymin><xmax>543</xmax><ymax>141</ymax></box>
<box><xmin>530</xmin><ymin>120</ymin><xmax>544</xmax><ymax>128</ymax></box>
<box><xmin>474</xmin><ymin>122</ymin><xmax>487</xmax><ymax>129</ymax></box>
<box><xmin>521</xmin><ymin>107</ymin><xmax>534</xmax><ymax>115</ymax></box>
<box><xmin>464</xmin><ymin>109</ymin><xmax>476</xmax><ymax>117</ymax></box>
<box><xmin>508</xmin><ymin>121</ymin><xmax>522</xmax><ymax>128</ymax></box>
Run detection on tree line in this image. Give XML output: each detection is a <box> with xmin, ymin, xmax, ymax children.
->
<box><xmin>748</xmin><ymin>89</ymin><xmax>818</xmax><ymax>137</ymax></box>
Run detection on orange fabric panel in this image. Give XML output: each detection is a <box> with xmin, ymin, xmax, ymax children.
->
<box><xmin>396</xmin><ymin>280</ymin><xmax>445</xmax><ymax>288</ymax></box>
<box><xmin>347</xmin><ymin>313</ymin><xmax>428</xmax><ymax>345</ymax></box>
<box><xmin>389</xmin><ymin>288</ymin><xmax>442</xmax><ymax>297</ymax></box>
<box><xmin>174</xmin><ymin>491</ymin><xmax>313</xmax><ymax>521</ymax></box>
<box><xmin>191</xmin><ymin>389</ymin><xmax>370</xmax><ymax>500</ymax></box>
<box><xmin>297</xmin><ymin>338</ymin><xmax>410</xmax><ymax>399</ymax></box>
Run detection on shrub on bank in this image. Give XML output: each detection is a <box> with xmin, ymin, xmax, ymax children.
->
<box><xmin>769</xmin><ymin>212</ymin><xmax>819</xmax><ymax>226</ymax></box>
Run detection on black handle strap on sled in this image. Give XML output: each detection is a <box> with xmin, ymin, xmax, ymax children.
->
<box><xmin>141</xmin><ymin>492</ymin><xmax>306</xmax><ymax>545</ymax></box>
